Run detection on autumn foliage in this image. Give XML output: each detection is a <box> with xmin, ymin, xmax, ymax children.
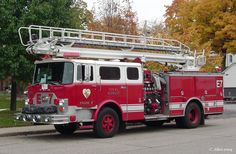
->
<box><xmin>165</xmin><ymin>0</ymin><xmax>236</xmax><ymax>71</ymax></box>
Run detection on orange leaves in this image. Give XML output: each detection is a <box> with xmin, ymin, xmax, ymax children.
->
<box><xmin>145</xmin><ymin>61</ymin><xmax>168</xmax><ymax>72</ymax></box>
<box><xmin>165</xmin><ymin>0</ymin><xmax>236</xmax><ymax>70</ymax></box>
<box><xmin>200</xmin><ymin>54</ymin><xmax>223</xmax><ymax>72</ymax></box>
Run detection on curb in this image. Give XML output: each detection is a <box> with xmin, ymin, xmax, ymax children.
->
<box><xmin>0</xmin><ymin>129</ymin><xmax>56</xmax><ymax>137</ymax></box>
<box><xmin>0</xmin><ymin>124</ymin><xmax>96</xmax><ymax>137</ymax></box>
<box><xmin>0</xmin><ymin>125</ymin><xmax>56</xmax><ymax>137</ymax></box>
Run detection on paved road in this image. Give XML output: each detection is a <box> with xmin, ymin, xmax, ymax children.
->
<box><xmin>0</xmin><ymin>104</ymin><xmax>235</xmax><ymax>154</ymax></box>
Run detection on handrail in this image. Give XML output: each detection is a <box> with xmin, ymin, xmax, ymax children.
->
<box><xmin>18</xmin><ymin>25</ymin><xmax>191</xmax><ymax>54</ymax></box>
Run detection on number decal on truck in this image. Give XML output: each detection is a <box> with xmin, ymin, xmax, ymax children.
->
<box><xmin>216</xmin><ymin>80</ymin><xmax>223</xmax><ymax>88</ymax></box>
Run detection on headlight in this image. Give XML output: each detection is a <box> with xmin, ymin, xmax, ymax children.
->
<box><xmin>25</xmin><ymin>99</ymin><xmax>29</xmax><ymax>105</ymax></box>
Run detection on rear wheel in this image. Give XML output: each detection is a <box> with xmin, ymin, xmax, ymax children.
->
<box><xmin>176</xmin><ymin>103</ymin><xmax>202</xmax><ymax>128</ymax></box>
<box><xmin>54</xmin><ymin>123</ymin><xmax>77</xmax><ymax>135</ymax></box>
<box><xmin>94</xmin><ymin>107</ymin><xmax>119</xmax><ymax>138</ymax></box>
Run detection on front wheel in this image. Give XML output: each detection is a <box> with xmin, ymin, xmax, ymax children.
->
<box><xmin>94</xmin><ymin>107</ymin><xmax>119</xmax><ymax>138</ymax></box>
<box><xmin>176</xmin><ymin>103</ymin><xmax>202</xmax><ymax>128</ymax></box>
<box><xmin>54</xmin><ymin>123</ymin><xmax>77</xmax><ymax>135</ymax></box>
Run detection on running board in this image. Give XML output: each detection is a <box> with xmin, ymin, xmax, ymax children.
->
<box><xmin>144</xmin><ymin>114</ymin><xmax>169</xmax><ymax>121</ymax></box>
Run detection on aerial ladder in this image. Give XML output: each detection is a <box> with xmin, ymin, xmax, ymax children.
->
<box><xmin>18</xmin><ymin>25</ymin><xmax>206</xmax><ymax>71</ymax></box>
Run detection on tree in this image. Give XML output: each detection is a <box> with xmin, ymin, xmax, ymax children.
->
<box><xmin>138</xmin><ymin>20</ymin><xmax>171</xmax><ymax>72</ymax></box>
<box><xmin>165</xmin><ymin>0</ymin><xmax>236</xmax><ymax>70</ymax></box>
<box><xmin>0</xmin><ymin>0</ymin><xmax>91</xmax><ymax>111</ymax></box>
<box><xmin>165</xmin><ymin>0</ymin><xmax>201</xmax><ymax>50</ymax></box>
<box><xmin>121</xmin><ymin>0</ymin><xmax>138</xmax><ymax>35</ymax></box>
<box><xmin>88</xmin><ymin>0</ymin><xmax>138</xmax><ymax>35</ymax></box>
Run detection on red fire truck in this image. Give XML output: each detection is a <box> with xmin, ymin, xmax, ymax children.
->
<box><xmin>16</xmin><ymin>25</ymin><xmax>224</xmax><ymax>138</ymax></box>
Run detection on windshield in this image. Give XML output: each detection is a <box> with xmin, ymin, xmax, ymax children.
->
<box><xmin>33</xmin><ymin>62</ymin><xmax>74</xmax><ymax>84</ymax></box>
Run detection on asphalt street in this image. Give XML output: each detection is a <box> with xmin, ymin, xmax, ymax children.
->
<box><xmin>0</xmin><ymin>104</ymin><xmax>235</xmax><ymax>154</ymax></box>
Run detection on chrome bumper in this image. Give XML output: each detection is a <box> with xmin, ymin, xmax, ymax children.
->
<box><xmin>16</xmin><ymin>113</ymin><xmax>70</xmax><ymax>125</ymax></box>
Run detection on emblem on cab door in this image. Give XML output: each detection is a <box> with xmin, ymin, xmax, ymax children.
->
<box><xmin>83</xmin><ymin>89</ymin><xmax>91</xmax><ymax>99</ymax></box>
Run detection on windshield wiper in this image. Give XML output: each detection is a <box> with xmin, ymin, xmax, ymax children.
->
<box><xmin>32</xmin><ymin>82</ymin><xmax>40</xmax><ymax>85</ymax></box>
<box><xmin>47</xmin><ymin>81</ymin><xmax>60</xmax><ymax>85</ymax></box>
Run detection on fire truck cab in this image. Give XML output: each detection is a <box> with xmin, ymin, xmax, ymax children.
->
<box><xmin>21</xmin><ymin>59</ymin><xmax>145</xmax><ymax>137</ymax></box>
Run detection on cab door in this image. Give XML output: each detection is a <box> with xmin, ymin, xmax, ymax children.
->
<box><xmin>96</xmin><ymin>65</ymin><xmax>127</xmax><ymax>120</ymax></box>
<box><xmin>76</xmin><ymin>64</ymin><xmax>97</xmax><ymax>108</ymax></box>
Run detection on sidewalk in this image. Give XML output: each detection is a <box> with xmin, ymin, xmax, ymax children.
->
<box><xmin>0</xmin><ymin>125</ymin><xmax>56</xmax><ymax>137</ymax></box>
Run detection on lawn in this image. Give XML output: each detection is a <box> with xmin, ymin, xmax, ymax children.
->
<box><xmin>0</xmin><ymin>93</ymin><xmax>31</xmax><ymax>128</ymax></box>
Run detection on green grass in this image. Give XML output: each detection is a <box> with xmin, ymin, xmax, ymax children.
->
<box><xmin>0</xmin><ymin>93</ymin><xmax>31</xmax><ymax>128</ymax></box>
<box><xmin>0</xmin><ymin>110</ymin><xmax>31</xmax><ymax>128</ymax></box>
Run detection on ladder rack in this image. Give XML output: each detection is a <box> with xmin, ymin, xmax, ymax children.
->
<box><xmin>18</xmin><ymin>25</ymin><xmax>205</xmax><ymax>71</ymax></box>
<box><xmin>19</xmin><ymin>25</ymin><xmax>191</xmax><ymax>55</ymax></box>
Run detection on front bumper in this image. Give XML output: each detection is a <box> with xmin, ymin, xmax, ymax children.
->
<box><xmin>16</xmin><ymin>113</ymin><xmax>71</xmax><ymax>125</ymax></box>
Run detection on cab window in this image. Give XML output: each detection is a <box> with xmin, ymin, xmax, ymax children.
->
<box><xmin>127</xmin><ymin>67</ymin><xmax>139</xmax><ymax>80</ymax></box>
<box><xmin>100</xmin><ymin>67</ymin><xmax>120</xmax><ymax>80</ymax></box>
<box><xmin>77</xmin><ymin>65</ymin><xmax>93</xmax><ymax>81</ymax></box>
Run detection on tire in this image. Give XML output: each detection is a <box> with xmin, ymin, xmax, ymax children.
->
<box><xmin>145</xmin><ymin>121</ymin><xmax>164</xmax><ymax>127</ymax></box>
<box><xmin>94</xmin><ymin>107</ymin><xmax>119</xmax><ymax>138</ymax></box>
<box><xmin>54</xmin><ymin>123</ymin><xmax>77</xmax><ymax>135</ymax></box>
<box><xmin>180</xmin><ymin>103</ymin><xmax>202</xmax><ymax>128</ymax></box>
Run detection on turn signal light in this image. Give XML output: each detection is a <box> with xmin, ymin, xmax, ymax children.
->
<box><xmin>54</xmin><ymin>99</ymin><xmax>59</xmax><ymax>105</ymax></box>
